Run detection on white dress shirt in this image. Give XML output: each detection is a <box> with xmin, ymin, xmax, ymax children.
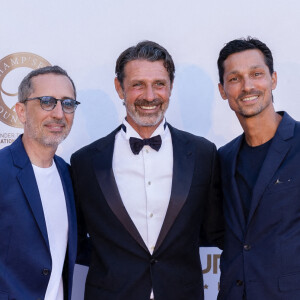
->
<box><xmin>32</xmin><ymin>162</ymin><xmax>68</xmax><ymax>300</ymax></box>
<box><xmin>113</xmin><ymin>118</ymin><xmax>173</xmax><ymax>254</ymax></box>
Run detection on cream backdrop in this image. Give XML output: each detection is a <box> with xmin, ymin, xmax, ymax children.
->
<box><xmin>1</xmin><ymin>0</ymin><xmax>300</xmax><ymax>299</ymax></box>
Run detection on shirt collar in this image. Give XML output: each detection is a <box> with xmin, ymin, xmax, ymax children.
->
<box><xmin>121</xmin><ymin>118</ymin><xmax>167</xmax><ymax>140</ymax></box>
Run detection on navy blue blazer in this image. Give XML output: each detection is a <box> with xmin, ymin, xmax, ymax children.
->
<box><xmin>218</xmin><ymin>112</ymin><xmax>300</xmax><ymax>300</ymax></box>
<box><xmin>0</xmin><ymin>136</ymin><xmax>77</xmax><ymax>300</ymax></box>
<box><xmin>71</xmin><ymin>124</ymin><xmax>224</xmax><ymax>300</ymax></box>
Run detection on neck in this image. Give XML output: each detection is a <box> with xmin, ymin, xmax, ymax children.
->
<box><xmin>127</xmin><ymin>119</ymin><xmax>163</xmax><ymax>139</ymax></box>
<box><xmin>238</xmin><ymin>108</ymin><xmax>282</xmax><ymax>147</ymax></box>
<box><xmin>22</xmin><ymin>135</ymin><xmax>56</xmax><ymax>168</ymax></box>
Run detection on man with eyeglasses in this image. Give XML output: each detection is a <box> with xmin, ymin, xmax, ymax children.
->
<box><xmin>0</xmin><ymin>66</ymin><xmax>78</xmax><ymax>300</ymax></box>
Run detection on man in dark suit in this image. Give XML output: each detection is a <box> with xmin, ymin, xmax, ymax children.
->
<box><xmin>71</xmin><ymin>41</ymin><xmax>224</xmax><ymax>300</ymax></box>
<box><xmin>217</xmin><ymin>37</ymin><xmax>300</xmax><ymax>300</ymax></box>
<box><xmin>0</xmin><ymin>66</ymin><xmax>79</xmax><ymax>300</ymax></box>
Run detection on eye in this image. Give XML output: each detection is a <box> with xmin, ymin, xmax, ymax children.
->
<box><xmin>132</xmin><ymin>82</ymin><xmax>142</xmax><ymax>87</ymax></box>
<box><xmin>254</xmin><ymin>72</ymin><xmax>263</xmax><ymax>77</ymax></box>
<box><xmin>228</xmin><ymin>77</ymin><xmax>238</xmax><ymax>82</ymax></box>
<box><xmin>63</xmin><ymin>99</ymin><xmax>75</xmax><ymax>108</ymax></box>
<box><xmin>155</xmin><ymin>81</ymin><xmax>165</xmax><ymax>86</ymax></box>
<box><xmin>41</xmin><ymin>96</ymin><xmax>55</xmax><ymax>108</ymax></box>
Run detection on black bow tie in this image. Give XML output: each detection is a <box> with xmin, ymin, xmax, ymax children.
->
<box><xmin>129</xmin><ymin>135</ymin><xmax>162</xmax><ymax>155</ymax></box>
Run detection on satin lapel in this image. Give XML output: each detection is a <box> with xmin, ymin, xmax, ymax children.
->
<box><xmin>93</xmin><ymin>131</ymin><xmax>148</xmax><ymax>252</ymax></box>
<box><xmin>154</xmin><ymin>126</ymin><xmax>194</xmax><ymax>252</ymax></box>
<box><xmin>222</xmin><ymin>135</ymin><xmax>246</xmax><ymax>240</ymax></box>
<box><xmin>11</xmin><ymin>137</ymin><xmax>49</xmax><ymax>250</ymax></box>
<box><xmin>247</xmin><ymin>116</ymin><xmax>294</xmax><ymax>226</ymax></box>
<box><xmin>55</xmin><ymin>157</ymin><xmax>77</xmax><ymax>271</ymax></box>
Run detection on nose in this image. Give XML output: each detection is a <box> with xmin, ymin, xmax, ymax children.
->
<box><xmin>242</xmin><ymin>76</ymin><xmax>254</xmax><ymax>92</ymax></box>
<box><xmin>50</xmin><ymin>101</ymin><xmax>64</xmax><ymax>119</ymax></box>
<box><xmin>144</xmin><ymin>85</ymin><xmax>156</xmax><ymax>101</ymax></box>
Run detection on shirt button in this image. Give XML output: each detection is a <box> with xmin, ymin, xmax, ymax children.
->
<box><xmin>149</xmin><ymin>213</ymin><xmax>153</xmax><ymax>218</ymax></box>
<box><xmin>42</xmin><ymin>268</ymin><xmax>50</xmax><ymax>276</ymax></box>
<box><xmin>146</xmin><ymin>149</ymin><xmax>149</xmax><ymax>153</ymax></box>
<box><xmin>244</xmin><ymin>244</ymin><xmax>251</xmax><ymax>251</ymax></box>
<box><xmin>236</xmin><ymin>280</ymin><xmax>243</xmax><ymax>286</ymax></box>
<box><xmin>148</xmin><ymin>181</ymin><xmax>151</xmax><ymax>185</ymax></box>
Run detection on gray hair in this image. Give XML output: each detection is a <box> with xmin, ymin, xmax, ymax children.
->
<box><xmin>18</xmin><ymin>65</ymin><xmax>76</xmax><ymax>102</ymax></box>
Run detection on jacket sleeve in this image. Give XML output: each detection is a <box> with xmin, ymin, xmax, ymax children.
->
<box><xmin>70</xmin><ymin>153</ymin><xmax>91</xmax><ymax>266</ymax></box>
<box><xmin>199</xmin><ymin>144</ymin><xmax>224</xmax><ymax>249</ymax></box>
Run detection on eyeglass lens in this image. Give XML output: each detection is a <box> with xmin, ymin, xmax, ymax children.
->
<box><xmin>40</xmin><ymin>96</ymin><xmax>78</xmax><ymax>113</ymax></box>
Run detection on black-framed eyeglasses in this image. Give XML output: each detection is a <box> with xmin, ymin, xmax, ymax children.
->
<box><xmin>24</xmin><ymin>96</ymin><xmax>80</xmax><ymax>114</ymax></box>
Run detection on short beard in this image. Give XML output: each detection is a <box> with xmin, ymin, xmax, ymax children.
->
<box><xmin>125</xmin><ymin>98</ymin><xmax>167</xmax><ymax>127</ymax></box>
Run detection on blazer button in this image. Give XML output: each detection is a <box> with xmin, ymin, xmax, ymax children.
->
<box><xmin>150</xmin><ymin>258</ymin><xmax>158</xmax><ymax>265</ymax></box>
<box><xmin>236</xmin><ymin>280</ymin><xmax>243</xmax><ymax>286</ymax></box>
<box><xmin>243</xmin><ymin>244</ymin><xmax>251</xmax><ymax>251</ymax></box>
<box><xmin>42</xmin><ymin>268</ymin><xmax>50</xmax><ymax>276</ymax></box>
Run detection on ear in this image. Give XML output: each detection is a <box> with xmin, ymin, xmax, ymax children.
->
<box><xmin>169</xmin><ymin>81</ymin><xmax>173</xmax><ymax>96</ymax></box>
<box><xmin>15</xmin><ymin>102</ymin><xmax>26</xmax><ymax>124</ymax></box>
<box><xmin>218</xmin><ymin>83</ymin><xmax>227</xmax><ymax>100</ymax></box>
<box><xmin>114</xmin><ymin>77</ymin><xmax>125</xmax><ymax>99</ymax></box>
<box><xmin>271</xmin><ymin>71</ymin><xmax>277</xmax><ymax>90</ymax></box>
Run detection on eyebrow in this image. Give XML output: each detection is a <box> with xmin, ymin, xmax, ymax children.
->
<box><xmin>226</xmin><ymin>65</ymin><xmax>265</xmax><ymax>76</ymax></box>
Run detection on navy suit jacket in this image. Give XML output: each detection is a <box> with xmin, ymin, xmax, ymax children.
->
<box><xmin>71</xmin><ymin>124</ymin><xmax>224</xmax><ymax>300</ymax></box>
<box><xmin>0</xmin><ymin>136</ymin><xmax>77</xmax><ymax>300</ymax></box>
<box><xmin>218</xmin><ymin>112</ymin><xmax>300</xmax><ymax>300</ymax></box>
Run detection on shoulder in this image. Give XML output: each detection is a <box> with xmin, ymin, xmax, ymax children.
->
<box><xmin>218</xmin><ymin>134</ymin><xmax>242</xmax><ymax>155</ymax></box>
<box><xmin>54</xmin><ymin>155</ymin><xmax>69</xmax><ymax>169</ymax></box>
<box><xmin>168</xmin><ymin>124</ymin><xmax>216</xmax><ymax>151</ymax></box>
<box><xmin>71</xmin><ymin>126</ymin><xmax>121</xmax><ymax>161</ymax></box>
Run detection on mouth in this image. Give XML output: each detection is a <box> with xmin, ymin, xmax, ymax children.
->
<box><xmin>45</xmin><ymin>123</ymin><xmax>65</xmax><ymax>132</ymax></box>
<box><xmin>241</xmin><ymin>95</ymin><xmax>259</xmax><ymax>102</ymax></box>
<box><xmin>134</xmin><ymin>99</ymin><xmax>163</xmax><ymax>113</ymax></box>
<box><xmin>139</xmin><ymin>105</ymin><xmax>159</xmax><ymax>110</ymax></box>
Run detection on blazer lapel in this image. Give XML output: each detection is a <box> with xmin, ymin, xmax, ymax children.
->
<box><xmin>247</xmin><ymin>112</ymin><xmax>295</xmax><ymax>226</ymax></box>
<box><xmin>154</xmin><ymin>125</ymin><xmax>195</xmax><ymax>251</ymax></box>
<box><xmin>55</xmin><ymin>157</ymin><xmax>77</xmax><ymax>268</ymax></box>
<box><xmin>222</xmin><ymin>135</ymin><xmax>246</xmax><ymax>240</ymax></box>
<box><xmin>11</xmin><ymin>137</ymin><xmax>50</xmax><ymax>250</ymax></box>
<box><xmin>93</xmin><ymin>128</ymin><xmax>148</xmax><ymax>252</ymax></box>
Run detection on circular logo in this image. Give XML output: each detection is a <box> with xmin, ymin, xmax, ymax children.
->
<box><xmin>0</xmin><ymin>52</ymin><xmax>51</xmax><ymax>128</ymax></box>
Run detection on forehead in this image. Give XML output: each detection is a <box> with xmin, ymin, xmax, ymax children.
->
<box><xmin>123</xmin><ymin>59</ymin><xmax>169</xmax><ymax>81</ymax></box>
<box><xmin>30</xmin><ymin>73</ymin><xmax>75</xmax><ymax>98</ymax></box>
<box><xmin>223</xmin><ymin>49</ymin><xmax>267</xmax><ymax>74</ymax></box>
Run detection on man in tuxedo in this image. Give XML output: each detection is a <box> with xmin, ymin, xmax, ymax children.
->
<box><xmin>217</xmin><ymin>37</ymin><xmax>300</xmax><ymax>300</ymax></box>
<box><xmin>0</xmin><ymin>66</ymin><xmax>78</xmax><ymax>299</ymax></box>
<box><xmin>71</xmin><ymin>40</ymin><xmax>223</xmax><ymax>300</ymax></box>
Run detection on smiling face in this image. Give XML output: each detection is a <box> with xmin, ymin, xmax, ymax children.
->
<box><xmin>219</xmin><ymin>49</ymin><xmax>277</xmax><ymax>120</ymax></box>
<box><xmin>16</xmin><ymin>73</ymin><xmax>75</xmax><ymax>149</ymax></box>
<box><xmin>115</xmin><ymin>59</ymin><xmax>172</xmax><ymax>137</ymax></box>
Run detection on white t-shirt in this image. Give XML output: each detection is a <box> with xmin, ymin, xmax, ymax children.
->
<box><xmin>32</xmin><ymin>161</ymin><xmax>68</xmax><ymax>300</ymax></box>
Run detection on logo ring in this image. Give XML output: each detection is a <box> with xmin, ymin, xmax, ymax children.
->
<box><xmin>0</xmin><ymin>52</ymin><xmax>51</xmax><ymax>128</ymax></box>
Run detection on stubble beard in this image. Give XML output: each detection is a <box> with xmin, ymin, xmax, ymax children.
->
<box><xmin>25</xmin><ymin>118</ymin><xmax>71</xmax><ymax>148</ymax></box>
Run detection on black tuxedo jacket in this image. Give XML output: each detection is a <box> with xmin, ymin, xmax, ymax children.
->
<box><xmin>71</xmin><ymin>124</ymin><xmax>223</xmax><ymax>300</ymax></box>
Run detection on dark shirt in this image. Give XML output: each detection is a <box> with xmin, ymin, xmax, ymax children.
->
<box><xmin>235</xmin><ymin>137</ymin><xmax>273</xmax><ymax>220</ymax></box>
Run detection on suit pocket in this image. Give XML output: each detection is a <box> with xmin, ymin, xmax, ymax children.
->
<box><xmin>266</xmin><ymin>177</ymin><xmax>299</xmax><ymax>194</ymax></box>
<box><xmin>279</xmin><ymin>272</ymin><xmax>300</xmax><ymax>292</ymax></box>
